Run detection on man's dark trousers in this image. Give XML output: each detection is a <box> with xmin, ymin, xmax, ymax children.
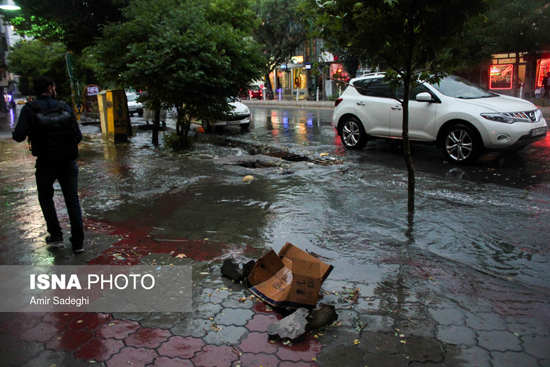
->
<box><xmin>35</xmin><ymin>159</ymin><xmax>84</xmax><ymax>248</ymax></box>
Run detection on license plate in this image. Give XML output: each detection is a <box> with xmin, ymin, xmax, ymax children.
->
<box><xmin>531</xmin><ymin>127</ymin><xmax>547</xmax><ymax>137</ymax></box>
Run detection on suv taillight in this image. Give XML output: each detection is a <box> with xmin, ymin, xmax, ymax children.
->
<box><xmin>335</xmin><ymin>98</ymin><xmax>343</xmax><ymax>107</ymax></box>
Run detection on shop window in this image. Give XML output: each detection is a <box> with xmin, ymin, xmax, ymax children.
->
<box><xmin>536</xmin><ymin>59</ymin><xmax>550</xmax><ymax>88</ymax></box>
<box><xmin>489</xmin><ymin>64</ymin><xmax>513</xmax><ymax>89</ymax></box>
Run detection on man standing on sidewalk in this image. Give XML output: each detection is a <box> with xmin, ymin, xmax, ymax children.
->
<box><xmin>12</xmin><ymin>76</ymin><xmax>85</xmax><ymax>253</ymax></box>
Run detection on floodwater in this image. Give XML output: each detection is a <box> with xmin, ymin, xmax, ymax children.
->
<box><xmin>2</xmin><ymin>104</ymin><xmax>550</xmax><ymax>296</ymax></box>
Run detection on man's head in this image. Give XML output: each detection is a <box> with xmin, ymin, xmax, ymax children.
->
<box><xmin>33</xmin><ymin>76</ymin><xmax>56</xmax><ymax>98</ymax></box>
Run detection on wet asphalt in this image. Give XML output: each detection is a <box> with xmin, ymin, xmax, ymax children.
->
<box><xmin>0</xmin><ymin>103</ymin><xmax>549</xmax><ymax>366</ymax></box>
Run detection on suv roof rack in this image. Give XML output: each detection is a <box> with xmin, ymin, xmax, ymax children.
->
<box><xmin>360</xmin><ymin>72</ymin><xmax>385</xmax><ymax>77</ymax></box>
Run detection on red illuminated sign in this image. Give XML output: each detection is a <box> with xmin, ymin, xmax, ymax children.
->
<box><xmin>489</xmin><ymin>64</ymin><xmax>513</xmax><ymax>89</ymax></box>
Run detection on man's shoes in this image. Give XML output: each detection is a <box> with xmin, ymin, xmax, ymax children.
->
<box><xmin>73</xmin><ymin>246</ymin><xmax>84</xmax><ymax>254</ymax></box>
<box><xmin>46</xmin><ymin>235</ymin><xmax>63</xmax><ymax>244</ymax></box>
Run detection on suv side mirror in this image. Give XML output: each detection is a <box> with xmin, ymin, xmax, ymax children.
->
<box><xmin>416</xmin><ymin>92</ymin><xmax>433</xmax><ymax>102</ymax></box>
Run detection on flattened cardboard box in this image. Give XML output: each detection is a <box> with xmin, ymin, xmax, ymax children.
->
<box><xmin>246</xmin><ymin>242</ymin><xmax>333</xmax><ymax>309</ymax></box>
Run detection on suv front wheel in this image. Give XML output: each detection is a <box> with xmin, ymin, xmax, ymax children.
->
<box><xmin>442</xmin><ymin>124</ymin><xmax>482</xmax><ymax>164</ymax></box>
<box><xmin>340</xmin><ymin>116</ymin><xmax>368</xmax><ymax>149</ymax></box>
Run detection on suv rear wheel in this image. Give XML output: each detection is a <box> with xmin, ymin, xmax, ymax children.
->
<box><xmin>340</xmin><ymin>116</ymin><xmax>368</xmax><ymax>149</ymax></box>
<box><xmin>442</xmin><ymin>124</ymin><xmax>482</xmax><ymax>164</ymax></box>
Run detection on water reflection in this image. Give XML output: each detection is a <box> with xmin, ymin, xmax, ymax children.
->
<box><xmin>251</xmin><ymin>106</ymin><xmax>336</xmax><ymax>148</ymax></box>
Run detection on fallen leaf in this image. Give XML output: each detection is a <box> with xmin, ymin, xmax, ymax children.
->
<box><xmin>320</xmin><ymin>153</ymin><xmax>329</xmax><ymax>157</ymax></box>
<box><xmin>175</xmin><ymin>253</ymin><xmax>186</xmax><ymax>258</ymax></box>
<box><xmin>243</xmin><ymin>175</ymin><xmax>254</xmax><ymax>182</ymax></box>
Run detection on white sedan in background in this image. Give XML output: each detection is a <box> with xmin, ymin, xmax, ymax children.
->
<box><xmin>201</xmin><ymin>101</ymin><xmax>251</xmax><ymax>132</ymax></box>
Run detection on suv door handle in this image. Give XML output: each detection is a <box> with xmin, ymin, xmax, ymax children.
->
<box><xmin>391</xmin><ymin>105</ymin><xmax>402</xmax><ymax>110</ymax></box>
<box><xmin>357</xmin><ymin>102</ymin><xmax>365</xmax><ymax>106</ymax></box>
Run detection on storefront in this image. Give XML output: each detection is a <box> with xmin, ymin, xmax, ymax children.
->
<box><xmin>461</xmin><ymin>51</ymin><xmax>550</xmax><ymax>99</ymax></box>
<box><xmin>488</xmin><ymin>53</ymin><xmax>526</xmax><ymax>93</ymax></box>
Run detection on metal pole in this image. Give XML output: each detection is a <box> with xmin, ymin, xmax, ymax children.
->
<box><xmin>316</xmin><ymin>87</ymin><xmax>319</xmax><ymax>102</ymax></box>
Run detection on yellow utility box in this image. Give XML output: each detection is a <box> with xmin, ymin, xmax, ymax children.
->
<box><xmin>97</xmin><ymin>90</ymin><xmax>132</xmax><ymax>142</ymax></box>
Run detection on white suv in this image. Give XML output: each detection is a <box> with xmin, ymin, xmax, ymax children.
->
<box><xmin>332</xmin><ymin>74</ymin><xmax>547</xmax><ymax>163</ymax></box>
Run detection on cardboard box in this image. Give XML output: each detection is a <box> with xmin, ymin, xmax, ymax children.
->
<box><xmin>246</xmin><ymin>243</ymin><xmax>333</xmax><ymax>309</ymax></box>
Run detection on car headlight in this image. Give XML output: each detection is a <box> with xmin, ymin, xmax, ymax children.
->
<box><xmin>481</xmin><ymin>113</ymin><xmax>516</xmax><ymax>124</ymax></box>
<box><xmin>535</xmin><ymin>109</ymin><xmax>543</xmax><ymax>122</ymax></box>
<box><xmin>244</xmin><ymin>107</ymin><xmax>250</xmax><ymax>114</ymax></box>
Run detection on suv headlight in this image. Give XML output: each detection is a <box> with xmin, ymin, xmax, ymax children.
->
<box><xmin>535</xmin><ymin>108</ymin><xmax>543</xmax><ymax>122</ymax></box>
<box><xmin>480</xmin><ymin>113</ymin><xmax>515</xmax><ymax>124</ymax></box>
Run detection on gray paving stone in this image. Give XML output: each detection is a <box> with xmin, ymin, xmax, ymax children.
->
<box><xmin>0</xmin><ymin>340</ymin><xmax>44</xmax><ymax>366</ymax></box>
<box><xmin>465</xmin><ymin>312</ymin><xmax>507</xmax><ymax>331</ymax></box>
<box><xmin>202</xmin><ymin>325</ymin><xmax>248</xmax><ymax>345</ymax></box>
<box><xmin>430</xmin><ymin>306</ymin><xmax>465</xmax><ymax>326</ymax></box>
<box><xmin>491</xmin><ymin>351</ymin><xmax>540</xmax><ymax>367</ymax></box>
<box><xmin>360</xmin><ymin>314</ymin><xmax>394</xmax><ymax>333</ymax></box>
<box><xmin>139</xmin><ymin>312</ymin><xmax>185</xmax><ymax>329</ymax></box>
<box><xmin>192</xmin><ymin>302</ymin><xmax>223</xmax><ymax>319</ymax></box>
<box><xmin>445</xmin><ymin>345</ymin><xmax>491</xmax><ymax>367</ymax></box>
<box><xmin>317</xmin><ymin>327</ymin><xmax>360</xmax><ymax>347</ymax></box>
<box><xmin>214</xmin><ymin>308</ymin><xmax>254</xmax><ymax>326</ymax></box>
<box><xmin>400</xmin><ymin>337</ymin><xmax>444</xmax><ymax>363</ymax></box>
<box><xmin>21</xmin><ymin>349</ymin><xmax>102</xmax><ymax>367</ymax></box>
<box><xmin>362</xmin><ymin>352</ymin><xmax>409</xmax><ymax>367</ymax></box>
<box><xmin>170</xmin><ymin>318</ymin><xmax>212</xmax><ymax>338</ymax></box>
<box><xmin>478</xmin><ymin>330</ymin><xmax>521</xmax><ymax>352</ymax></box>
<box><xmin>337</xmin><ymin>309</ymin><xmax>360</xmax><ymax>328</ymax></box>
<box><xmin>521</xmin><ymin>335</ymin><xmax>550</xmax><ymax>359</ymax></box>
<box><xmin>395</xmin><ymin>317</ymin><xmax>436</xmax><ymax>338</ymax></box>
<box><xmin>436</xmin><ymin>325</ymin><xmax>477</xmax><ymax>346</ymax></box>
<box><xmin>359</xmin><ymin>331</ymin><xmax>401</xmax><ymax>354</ymax></box>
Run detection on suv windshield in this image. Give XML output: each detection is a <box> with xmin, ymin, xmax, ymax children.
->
<box><xmin>431</xmin><ymin>76</ymin><xmax>497</xmax><ymax>99</ymax></box>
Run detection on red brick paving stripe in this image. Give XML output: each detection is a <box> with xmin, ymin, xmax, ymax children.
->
<box><xmin>192</xmin><ymin>345</ymin><xmax>240</xmax><ymax>367</ymax></box>
<box><xmin>125</xmin><ymin>326</ymin><xmax>172</xmax><ymax>348</ymax></box>
<box><xmin>156</xmin><ymin>335</ymin><xmax>204</xmax><ymax>359</ymax></box>
<box><xmin>245</xmin><ymin>313</ymin><xmax>281</xmax><ymax>333</ymax></box>
<box><xmin>151</xmin><ymin>356</ymin><xmax>195</xmax><ymax>367</ymax></box>
<box><xmin>74</xmin><ymin>337</ymin><xmax>124</xmax><ymax>362</ymax></box>
<box><xmin>67</xmin><ymin>313</ymin><xmax>112</xmax><ymax>331</ymax></box>
<box><xmin>239</xmin><ymin>332</ymin><xmax>279</xmax><ymax>354</ymax></box>
<box><xmin>274</xmin><ymin>335</ymin><xmax>323</xmax><ymax>363</ymax></box>
<box><xmin>96</xmin><ymin>319</ymin><xmax>141</xmax><ymax>339</ymax></box>
<box><xmin>105</xmin><ymin>346</ymin><xmax>157</xmax><ymax>367</ymax></box>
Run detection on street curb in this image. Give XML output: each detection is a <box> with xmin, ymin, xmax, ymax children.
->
<box><xmin>243</xmin><ymin>99</ymin><xmax>335</xmax><ymax>109</ymax></box>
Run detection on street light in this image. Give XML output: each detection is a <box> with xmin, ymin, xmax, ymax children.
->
<box><xmin>0</xmin><ymin>0</ymin><xmax>20</xmax><ymax>11</ymax></box>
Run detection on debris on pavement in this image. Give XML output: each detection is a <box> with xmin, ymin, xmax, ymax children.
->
<box><xmin>246</xmin><ymin>242</ymin><xmax>333</xmax><ymax>309</ymax></box>
<box><xmin>221</xmin><ymin>259</ymin><xmax>244</xmax><ymax>283</ymax></box>
<box><xmin>267</xmin><ymin>307</ymin><xmax>309</xmax><ymax>339</ymax></box>
<box><xmin>266</xmin><ymin>304</ymin><xmax>339</xmax><ymax>340</ymax></box>
<box><xmin>243</xmin><ymin>175</ymin><xmax>254</xmax><ymax>182</ymax></box>
<box><xmin>306</xmin><ymin>304</ymin><xmax>338</xmax><ymax>331</ymax></box>
<box><xmin>221</xmin><ymin>259</ymin><xmax>256</xmax><ymax>283</ymax></box>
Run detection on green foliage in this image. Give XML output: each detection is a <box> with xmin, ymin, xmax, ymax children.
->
<box><xmin>253</xmin><ymin>0</ymin><xmax>307</xmax><ymax>74</ymax></box>
<box><xmin>162</xmin><ymin>131</ymin><xmax>194</xmax><ymax>151</ymax></box>
<box><xmin>2</xmin><ymin>0</ymin><xmax>129</xmax><ymax>54</ymax></box>
<box><xmin>7</xmin><ymin>40</ymin><xmax>102</xmax><ymax>103</ymax></box>
<box><xmin>92</xmin><ymin>0</ymin><xmax>265</xmax><ymax>141</ymax></box>
<box><xmin>307</xmin><ymin>0</ymin><xmax>488</xmax><ymax>80</ymax></box>
<box><xmin>461</xmin><ymin>0</ymin><xmax>550</xmax><ymax>58</ymax></box>
<box><xmin>7</xmin><ymin>40</ymin><xmax>69</xmax><ymax>97</ymax></box>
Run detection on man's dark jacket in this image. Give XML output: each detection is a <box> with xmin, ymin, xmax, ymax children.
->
<box><xmin>13</xmin><ymin>96</ymin><xmax>82</xmax><ymax>165</ymax></box>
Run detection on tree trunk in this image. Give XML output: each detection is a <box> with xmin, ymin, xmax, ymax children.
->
<box><xmin>402</xmin><ymin>76</ymin><xmax>415</xmax><ymax>214</ymax></box>
<box><xmin>152</xmin><ymin>109</ymin><xmax>160</xmax><ymax>147</ymax></box>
